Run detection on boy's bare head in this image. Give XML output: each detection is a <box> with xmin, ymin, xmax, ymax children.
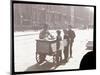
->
<box><xmin>63</xmin><ymin>29</ymin><xmax>67</xmax><ymax>34</ymax></box>
<box><xmin>56</xmin><ymin>30</ymin><xmax>61</xmax><ymax>35</ymax></box>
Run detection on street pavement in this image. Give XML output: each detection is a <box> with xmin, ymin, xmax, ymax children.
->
<box><xmin>14</xmin><ymin>29</ymin><xmax>93</xmax><ymax>72</ymax></box>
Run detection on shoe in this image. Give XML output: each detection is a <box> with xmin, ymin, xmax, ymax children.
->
<box><xmin>70</xmin><ymin>56</ymin><xmax>73</xmax><ymax>58</ymax></box>
<box><xmin>61</xmin><ymin>59</ymin><xmax>68</xmax><ymax>65</ymax></box>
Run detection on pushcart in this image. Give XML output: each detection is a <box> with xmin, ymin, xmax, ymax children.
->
<box><xmin>36</xmin><ymin>39</ymin><xmax>63</xmax><ymax>64</ymax></box>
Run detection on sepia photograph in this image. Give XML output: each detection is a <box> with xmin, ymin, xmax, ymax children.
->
<box><xmin>11</xmin><ymin>0</ymin><xmax>96</xmax><ymax>74</ymax></box>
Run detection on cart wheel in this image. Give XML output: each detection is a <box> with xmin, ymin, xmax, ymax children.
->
<box><xmin>36</xmin><ymin>52</ymin><xmax>46</xmax><ymax>64</ymax></box>
<box><xmin>36</xmin><ymin>52</ymin><xmax>41</xmax><ymax>63</ymax></box>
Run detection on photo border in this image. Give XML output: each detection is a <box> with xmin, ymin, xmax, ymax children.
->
<box><xmin>11</xmin><ymin>0</ymin><xmax>96</xmax><ymax>75</ymax></box>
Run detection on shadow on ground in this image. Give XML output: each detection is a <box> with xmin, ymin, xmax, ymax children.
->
<box><xmin>25</xmin><ymin>61</ymin><xmax>61</xmax><ymax>72</ymax></box>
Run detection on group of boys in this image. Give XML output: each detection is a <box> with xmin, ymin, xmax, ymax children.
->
<box><xmin>38</xmin><ymin>24</ymin><xmax>76</xmax><ymax>65</ymax></box>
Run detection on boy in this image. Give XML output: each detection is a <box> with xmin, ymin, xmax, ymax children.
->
<box><xmin>67</xmin><ymin>25</ymin><xmax>76</xmax><ymax>58</ymax></box>
<box><xmin>55</xmin><ymin>30</ymin><xmax>62</xmax><ymax>65</ymax></box>
<box><xmin>63</xmin><ymin>29</ymin><xmax>69</xmax><ymax>63</ymax></box>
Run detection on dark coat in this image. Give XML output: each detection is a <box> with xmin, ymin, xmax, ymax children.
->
<box><xmin>56</xmin><ymin>35</ymin><xmax>62</xmax><ymax>50</ymax></box>
<box><xmin>67</xmin><ymin>29</ymin><xmax>75</xmax><ymax>42</ymax></box>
